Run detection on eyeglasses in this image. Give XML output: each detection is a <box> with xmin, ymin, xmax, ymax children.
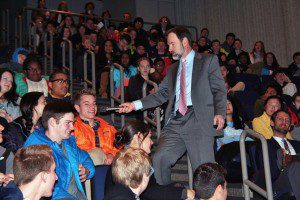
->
<box><xmin>51</xmin><ymin>79</ymin><xmax>70</xmax><ymax>85</ymax></box>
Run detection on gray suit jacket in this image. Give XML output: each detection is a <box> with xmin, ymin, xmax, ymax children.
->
<box><xmin>141</xmin><ymin>53</ymin><xmax>226</xmax><ymax>136</ymax></box>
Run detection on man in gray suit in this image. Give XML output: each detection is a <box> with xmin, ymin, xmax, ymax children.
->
<box><xmin>119</xmin><ymin>26</ymin><xmax>226</xmax><ymax>185</ymax></box>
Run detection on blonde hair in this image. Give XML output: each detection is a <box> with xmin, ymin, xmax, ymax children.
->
<box><xmin>112</xmin><ymin>147</ymin><xmax>150</xmax><ymax>189</ymax></box>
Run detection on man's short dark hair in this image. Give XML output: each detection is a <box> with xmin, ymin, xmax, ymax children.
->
<box><xmin>119</xmin><ymin>34</ymin><xmax>131</xmax><ymax>44</ymax></box>
<box><xmin>293</xmin><ymin>52</ymin><xmax>300</xmax><ymax>60</ymax></box>
<box><xmin>42</xmin><ymin>101</ymin><xmax>75</xmax><ymax>130</ymax></box>
<box><xmin>167</xmin><ymin>26</ymin><xmax>193</xmax><ymax>47</ymax></box>
<box><xmin>201</xmin><ymin>28</ymin><xmax>209</xmax><ymax>33</ymax></box>
<box><xmin>134</xmin><ymin>17</ymin><xmax>144</xmax><ymax>25</ymax></box>
<box><xmin>153</xmin><ymin>57</ymin><xmax>165</xmax><ymax>66</ymax></box>
<box><xmin>211</xmin><ymin>39</ymin><xmax>220</xmax><ymax>45</ymax></box>
<box><xmin>270</xmin><ymin>109</ymin><xmax>291</xmax><ymax>124</ymax></box>
<box><xmin>49</xmin><ymin>70</ymin><xmax>68</xmax><ymax>82</ymax></box>
<box><xmin>292</xmin><ymin>92</ymin><xmax>300</xmax><ymax>102</ymax></box>
<box><xmin>193</xmin><ymin>163</ymin><xmax>227</xmax><ymax>199</ymax></box>
<box><xmin>263</xmin><ymin>95</ymin><xmax>282</xmax><ymax>107</ymax></box>
<box><xmin>85</xmin><ymin>1</ymin><xmax>95</xmax><ymax>10</ymax></box>
<box><xmin>226</xmin><ymin>32</ymin><xmax>236</xmax><ymax>39</ymax></box>
<box><xmin>234</xmin><ymin>38</ymin><xmax>242</xmax><ymax>45</ymax></box>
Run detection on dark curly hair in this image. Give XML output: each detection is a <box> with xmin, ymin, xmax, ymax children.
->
<box><xmin>0</xmin><ymin>68</ymin><xmax>19</xmax><ymax>106</ymax></box>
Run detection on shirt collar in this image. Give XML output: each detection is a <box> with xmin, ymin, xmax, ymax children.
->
<box><xmin>81</xmin><ymin>118</ymin><xmax>100</xmax><ymax>129</ymax></box>
<box><xmin>181</xmin><ymin>50</ymin><xmax>195</xmax><ymax>66</ymax></box>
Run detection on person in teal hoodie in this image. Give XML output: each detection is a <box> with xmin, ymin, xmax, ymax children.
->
<box><xmin>23</xmin><ymin>101</ymin><xmax>95</xmax><ymax>200</ymax></box>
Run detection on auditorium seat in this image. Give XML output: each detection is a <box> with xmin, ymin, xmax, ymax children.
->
<box><xmin>234</xmin><ymin>90</ymin><xmax>260</xmax><ymax>122</ymax></box>
<box><xmin>235</xmin><ymin>73</ymin><xmax>261</xmax><ymax>93</ymax></box>
<box><xmin>291</xmin><ymin>76</ymin><xmax>300</xmax><ymax>92</ymax></box>
<box><xmin>91</xmin><ymin>165</ymin><xmax>110</xmax><ymax>200</ymax></box>
<box><xmin>216</xmin><ymin>141</ymin><xmax>259</xmax><ymax>183</ymax></box>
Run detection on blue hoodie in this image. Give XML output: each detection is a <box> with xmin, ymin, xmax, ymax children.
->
<box><xmin>23</xmin><ymin>128</ymin><xmax>95</xmax><ymax>200</ymax></box>
<box><xmin>12</xmin><ymin>47</ymin><xmax>29</xmax><ymax>63</ymax></box>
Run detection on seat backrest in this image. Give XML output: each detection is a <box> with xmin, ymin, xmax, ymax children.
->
<box><xmin>291</xmin><ymin>76</ymin><xmax>300</xmax><ymax>91</ymax></box>
<box><xmin>91</xmin><ymin>165</ymin><xmax>110</xmax><ymax>200</ymax></box>
<box><xmin>235</xmin><ymin>90</ymin><xmax>260</xmax><ymax>122</ymax></box>
<box><xmin>235</xmin><ymin>73</ymin><xmax>261</xmax><ymax>92</ymax></box>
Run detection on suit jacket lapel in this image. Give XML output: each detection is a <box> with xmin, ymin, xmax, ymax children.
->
<box><xmin>171</xmin><ymin>62</ymin><xmax>179</xmax><ymax>94</ymax></box>
<box><xmin>191</xmin><ymin>53</ymin><xmax>203</xmax><ymax>92</ymax></box>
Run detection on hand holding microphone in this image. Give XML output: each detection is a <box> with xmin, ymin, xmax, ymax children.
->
<box><xmin>99</xmin><ymin>102</ymin><xmax>136</xmax><ymax>113</ymax></box>
<box><xmin>117</xmin><ymin>102</ymin><xmax>136</xmax><ymax>113</ymax></box>
<box><xmin>99</xmin><ymin>106</ymin><xmax>121</xmax><ymax>113</ymax></box>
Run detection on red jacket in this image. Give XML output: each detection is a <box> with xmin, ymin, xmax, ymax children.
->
<box><xmin>72</xmin><ymin>116</ymin><xmax>119</xmax><ymax>155</ymax></box>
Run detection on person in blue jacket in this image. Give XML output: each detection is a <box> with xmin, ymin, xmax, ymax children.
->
<box><xmin>0</xmin><ymin>48</ymin><xmax>29</xmax><ymax>73</ymax></box>
<box><xmin>23</xmin><ymin>101</ymin><xmax>95</xmax><ymax>200</ymax></box>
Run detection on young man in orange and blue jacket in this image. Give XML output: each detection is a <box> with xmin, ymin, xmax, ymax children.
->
<box><xmin>73</xmin><ymin>89</ymin><xmax>119</xmax><ymax>165</ymax></box>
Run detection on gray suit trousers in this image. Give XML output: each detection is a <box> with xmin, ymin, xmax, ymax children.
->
<box><xmin>152</xmin><ymin>107</ymin><xmax>215</xmax><ymax>185</ymax></box>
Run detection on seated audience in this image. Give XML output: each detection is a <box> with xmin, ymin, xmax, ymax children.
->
<box><xmin>217</xmin><ymin>96</ymin><xmax>252</xmax><ymax>150</ymax></box>
<box><xmin>221</xmin><ymin>32</ymin><xmax>235</xmax><ymax>55</ymax></box>
<box><xmin>236</xmin><ymin>51</ymin><xmax>251</xmax><ymax>73</ymax></box>
<box><xmin>0</xmin><ymin>48</ymin><xmax>29</xmax><ymax>73</ymax></box>
<box><xmin>78</xmin><ymin>2</ymin><xmax>97</xmax><ymax>25</ymax></box>
<box><xmin>286</xmin><ymin>52</ymin><xmax>300</xmax><ymax>77</ymax></box>
<box><xmin>227</xmin><ymin>39</ymin><xmax>247</xmax><ymax>63</ymax></box>
<box><xmin>220</xmin><ymin>64</ymin><xmax>245</xmax><ymax>93</ymax></box>
<box><xmin>210</xmin><ymin>39</ymin><xmax>227</xmax><ymax>63</ymax></box>
<box><xmin>254</xmin><ymin>85</ymin><xmax>278</xmax><ymax>118</ymax></box>
<box><xmin>105</xmin><ymin>147</ymin><xmax>151</xmax><ymax>200</ymax></box>
<box><xmin>152</xmin><ymin>16</ymin><xmax>173</xmax><ymax>39</ymax></box>
<box><xmin>113</xmin><ymin>52</ymin><xmax>137</xmax><ymax>96</ymax></box>
<box><xmin>115</xmin><ymin>34</ymin><xmax>131</xmax><ymax>56</ymax></box>
<box><xmin>0</xmin><ymin>68</ymin><xmax>21</xmax><ymax>121</ymax></box>
<box><xmin>132</xmin><ymin>43</ymin><xmax>148</xmax><ymax>66</ymax></box>
<box><xmin>133</xmin><ymin>17</ymin><xmax>149</xmax><ymax>49</ymax></box>
<box><xmin>73</xmin><ymin>89</ymin><xmax>119</xmax><ymax>165</ymax></box>
<box><xmin>272</xmin><ymin>69</ymin><xmax>297</xmax><ymax>97</ymax></box>
<box><xmin>106</xmin><ymin>120</ymin><xmax>195</xmax><ymax>200</ymax></box>
<box><xmin>46</xmin><ymin>70</ymin><xmax>71</xmax><ymax>102</ymax></box>
<box><xmin>193</xmin><ymin>163</ymin><xmax>227</xmax><ymax>200</ymax></box>
<box><xmin>200</xmin><ymin>28</ymin><xmax>211</xmax><ymax>46</ymax></box>
<box><xmin>128</xmin><ymin>57</ymin><xmax>154</xmax><ymax>120</ymax></box>
<box><xmin>263</xmin><ymin>52</ymin><xmax>280</xmax><ymax>75</ymax></box>
<box><xmin>24</xmin><ymin>101</ymin><xmax>95</xmax><ymax>199</ymax></box>
<box><xmin>72</xmin><ymin>24</ymin><xmax>86</xmax><ymax>50</ymax></box>
<box><xmin>153</xmin><ymin>57</ymin><xmax>165</xmax><ymax>77</ymax></box>
<box><xmin>253</xmin><ymin>96</ymin><xmax>293</xmax><ymax>139</ymax></box>
<box><xmin>287</xmin><ymin>92</ymin><xmax>300</xmax><ymax>127</ymax></box>
<box><xmin>118</xmin><ymin>12</ymin><xmax>133</xmax><ymax>31</ymax></box>
<box><xmin>197</xmin><ymin>37</ymin><xmax>210</xmax><ymax>53</ymax></box>
<box><xmin>98</xmin><ymin>39</ymin><xmax>116</xmax><ymax>98</ymax></box>
<box><xmin>15</xmin><ymin>55</ymin><xmax>49</xmax><ymax>97</ymax></box>
<box><xmin>3</xmin><ymin>92</ymin><xmax>46</xmax><ymax>153</ymax></box>
<box><xmin>249</xmin><ymin>41</ymin><xmax>266</xmax><ymax>64</ymax></box>
<box><xmin>256</xmin><ymin>110</ymin><xmax>300</xmax><ymax>199</ymax></box>
<box><xmin>0</xmin><ymin>145</ymin><xmax>57</xmax><ymax>200</ymax></box>
<box><xmin>0</xmin><ymin>117</ymin><xmax>14</xmax><ymax>187</ymax></box>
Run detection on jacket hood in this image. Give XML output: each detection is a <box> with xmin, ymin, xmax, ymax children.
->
<box><xmin>12</xmin><ymin>48</ymin><xmax>29</xmax><ymax>63</ymax></box>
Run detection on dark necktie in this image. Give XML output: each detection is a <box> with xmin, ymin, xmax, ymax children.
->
<box><xmin>282</xmin><ymin>138</ymin><xmax>291</xmax><ymax>155</ymax></box>
<box><xmin>178</xmin><ymin>60</ymin><xmax>187</xmax><ymax>115</ymax></box>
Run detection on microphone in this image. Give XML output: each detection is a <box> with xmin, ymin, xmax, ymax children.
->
<box><xmin>99</xmin><ymin>107</ymin><xmax>121</xmax><ymax>113</ymax></box>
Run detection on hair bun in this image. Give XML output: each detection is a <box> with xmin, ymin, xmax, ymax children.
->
<box><xmin>114</xmin><ymin>132</ymin><xmax>123</xmax><ymax>148</ymax></box>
